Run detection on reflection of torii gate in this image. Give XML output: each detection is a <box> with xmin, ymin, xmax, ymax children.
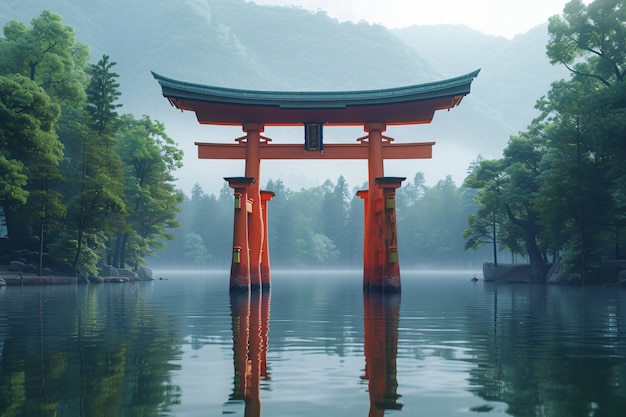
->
<box><xmin>153</xmin><ymin>70</ymin><xmax>479</xmax><ymax>292</ymax></box>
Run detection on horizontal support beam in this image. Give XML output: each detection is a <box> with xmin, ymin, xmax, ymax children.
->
<box><xmin>195</xmin><ymin>142</ymin><xmax>435</xmax><ymax>160</ymax></box>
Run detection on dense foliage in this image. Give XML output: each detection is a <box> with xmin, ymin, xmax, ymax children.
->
<box><xmin>0</xmin><ymin>11</ymin><xmax>184</xmax><ymax>276</ymax></box>
<box><xmin>463</xmin><ymin>0</ymin><xmax>626</xmax><ymax>283</ymax></box>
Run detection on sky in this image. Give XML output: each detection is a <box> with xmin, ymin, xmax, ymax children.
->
<box><xmin>251</xmin><ymin>0</ymin><xmax>578</xmax><ymax>39</ymax></box>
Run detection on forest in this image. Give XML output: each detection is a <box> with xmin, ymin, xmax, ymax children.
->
<box><xmin>0</xmin><ymin>11</ymin><xmax>184</xmax><ymax>277</ymax></box>
<box><xmin>1</xmin><ymin>0</ymin><xmax>625</xmax><ymax>283</ymax></box>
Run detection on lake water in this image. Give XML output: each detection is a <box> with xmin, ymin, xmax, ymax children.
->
<box><xmin>1</xmin><ymin>270</ymin><xmax>625</xmax><ymax>417</ymax></box>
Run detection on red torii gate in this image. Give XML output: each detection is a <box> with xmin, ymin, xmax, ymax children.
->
<box><xmin>153</xmin><ymin>70</ymin><xmax>479</xmax><ymax>293</ymax></box>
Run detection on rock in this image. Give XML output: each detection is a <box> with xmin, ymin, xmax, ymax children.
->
<box><xmin>99</xmin><ymin>265</ymin><xmax>119</xmax><ymax>277</ymax></box>
<box><xmin>9</xmin><ymin>260</ymin><xmax>25</xmax><ymax>272</ymax></box>
<box><xmin>547</xmin><ymin>262</ymin><xmax>567</xmax><ymax>284</ymax></box>
<box><xmin>138</xmin><ymin>266</ymin><xmax>153</xmax><ymax>281</ymax></box>
<box><xmin>103</xmin><ymin>276</ymin><xmax>129</xmax><ymax>283</ymax></box>
<box><xmin>118</xmin><ymin>268</ymin><xmax>139</xmax><ymax>280</ymax></box>
<box><xmin>88</xmin><ymin>275</ymin><xmax>104</xmax><ymax>284</ymax></box>
<box><xmin>76</xmin><ymin>274</ymin><xmax>90</xmax><ymax>285</ymax></box>
<box><xmin>483</xmin><ymin>262</ymin><xmax>533</xmax><ymax>283</ymax></box>
<box><xmin>26</xmin><ymin>251</ymin><xmax>40</xmax><ymax>264</ymax></box>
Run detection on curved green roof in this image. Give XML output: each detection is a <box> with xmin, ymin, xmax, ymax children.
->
<box><xmin>152</xmin><ymin>70</ymin><xmax>479</xmax><ymax>126</ymax></box>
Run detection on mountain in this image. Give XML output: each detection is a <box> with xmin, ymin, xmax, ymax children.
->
<box><xmin>393</xmin><ymin>23</ymin><xmax>569</xmax><ymax>137</ymax></box>
<box><xmin>0</xmin><ymin>0</ymin><xmax>570</xmax><ymax>194</ymax></box>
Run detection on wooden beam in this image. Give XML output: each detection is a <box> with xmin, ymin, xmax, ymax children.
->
<box><xmin>195</xmin><ymin>142</ymin><xmax>435</xmax><ymax>160</ymax></box>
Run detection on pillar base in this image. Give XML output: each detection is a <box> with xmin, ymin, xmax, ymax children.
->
<box><xmin>230</xmin><ymin>283</ymin><xmax>250</xmax><ymax>294</ymax></box>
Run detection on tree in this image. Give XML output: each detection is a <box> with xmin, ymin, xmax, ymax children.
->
<box><xmin>464</xmin><ymin>137</ymin><xmax>550</xmax><ymax>281</ymax></box>
<box><xmin>0</xmin><ymin>74</ymin><xmax>63</xmax><ymax>246</ymax></box>
<box><xmin>462</xmin><ymin>164</ymin><xmax>508</xmax><ymax>268</ymax></box>
<box><xmin>539</xmin><ymin>0</ymin><xmax>626</xmax><ymax>279</ymax></box>
<box><xmin>52</xmin><ymin>54</ymin><xmax>125</xmax><ymax>275</ymax></box>
<box><xmin>113</xmin><ymin>115</ymin><xmax>184</xmax><ymax>269</ymax></box>
<box><xmin>320</xmin><ymin>176</ymin><xmax>350</xmax><ymax>264</ymax></box>
<box><xmin>85</xmin><ymin>55</ymin><xmax>121</xmax><ymax>134</ymax></box>
<box><xmin>0</xmin><ymin>10</ymin><xmax>88</xmax><ymax>104</ymax></box>
<box><xmin>184</xmin><ymin>232</ymin><xmax>209</xmax><ymax>266</ymax></box>
<box><xmin>547</xmin><ymin>0</ymin><xmax>626</xmax><ymax>86</ymax></box>
<box><xmin>500</xmin><ymin>133</ymin><xmax>550</xmax><ymax>281</ymax></box>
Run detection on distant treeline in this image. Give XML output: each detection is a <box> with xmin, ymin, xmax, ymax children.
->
<box><xmin>151</xmin><ymin>174</ymin><xmax>493</xmax><ymax>270</ymax></box>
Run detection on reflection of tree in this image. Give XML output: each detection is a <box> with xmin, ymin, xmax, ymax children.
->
<box><xmin>227</xmin><ymin>291</ymin><xmax>271</xmax><ymax>417</ymax></box>
<box><xmin>0</xmin><ymin>285</ymin><xmax>182</xmax><ymax>416</ymax></box>
<box><xmin>362</xmin><ymin>291</ymin><xmax>402</xmax><ymax>416</ymax></box>
<box><xmin>466</xmin><ymin>284</ymin><xmax>626</xmax><ymax>416</ymax></box>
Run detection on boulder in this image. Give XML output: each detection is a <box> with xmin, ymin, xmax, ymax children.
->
<box><xmin>483</xmin><ymin>262</ymin><xmax>533</xmax><ymax>283</ymax></box>
<box><xmin>99</xmin><ymin>265</ymin><xmax>119</xmax><ymax>277</ymax></box>
<box><xmin>547</xmin><ymin>262</ymin><xmax>568</xmax><ymax>284</ymax></box>
<box><xmin>88</xmin><ymin>275</ymin><xmax>104</xmax><ymax>284</ymax></box>
<box><xmin>137</xmin><ymin>266</ymin><xmax>153</xmax><ymax>281</ymax></box>
<box><xmin>26</xmin><ymin>251</ymin><xmax>40</xmax><ymax>264</ymax></box>
<box><xmin>9</xmin><ymin>260</ymin><xmax>25</xmax><ymax>272</ymax></box>
<box><xmin>104</xmin><ymin>276</ymin><xmax>129</xmax><ymax>283</ymax></box>
<box><xmin>118</xmin><ymin>268</ymin><xmax>139</xmax><ymax>280</ymax></box>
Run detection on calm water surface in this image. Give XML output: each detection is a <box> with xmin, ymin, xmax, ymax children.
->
<box><xmin>1</xmin><ymin>271</ymin><xmax>626</xmax><ymax>416</ymax></box>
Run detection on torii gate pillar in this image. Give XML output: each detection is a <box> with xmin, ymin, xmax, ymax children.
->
<box><xmin>361</xmin><ymin>123</ymin><xmax>404</xmax><ymax>292</ymax></box>
<box><xmin>260</xmin><ymin>190</ymin><xmax>275</xmax><ymax>290</ymax></box>
<box><xmin>227</xmin><ymin>124</ymin><xmax>273</xmax><ymax>293</ymax></box>
<box><xmin>244</xmin><ymin>123</ymin><xmax>264</xmax><ymax>291</ymax></box>
<box><xmin>225</xmin><ymin>176</ymin><xmax>255</xmax><ymax>293</ymax></box>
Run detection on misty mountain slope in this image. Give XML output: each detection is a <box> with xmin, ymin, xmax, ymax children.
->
<box><xmin>394</xmin><ymin>24</ymin><xmax>570</xmax><ymax>136</ymax></box>
<box><xmin>0</xmin><ymin>0</ymin><xmax>565</xmax><ymax>193</ymax></box>
<box><xmin>1</xmin><ymin>0</ymin><xmax>446</xmax><ymax>112</ymax></box>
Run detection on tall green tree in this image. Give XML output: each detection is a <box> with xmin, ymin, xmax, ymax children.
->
<box><xmin>0</xmin><ymin>11</ymin><xmax>87</xmax><ymax>250</ymax></box>
<box><xmin>464</xmin><ymin>133</ymin><xmax>551</xmax><ymax>281</ymax></box>
<box><xmin>500</xmin><ymin>133</ymin><xmax>550</xmax><ymax>280</ymax></box>
<box><xmin>52</xmin><ymin>55</ymin><xmax>125</xmax><ymax>275</ymax></box>
<box><xmin>0</xmin><ymin>74</ymin><xmax>63</xmax><ymax>247</ymax></box>
<box><xmin>547</xmin><ymin>0</ymin><xmax>626</xmax><ymax>86</ymax></box>
<box><xmin>113</xmin><ymin>114</ymin><xmax>184</xmax><ymax>269</ymax></box>
<box><xmin>85</xmin><ymin>55</ymin><xmax>121</xmax><ymax>135</ymax></box>
<box><xmin>463</xmin><ymin>159</ymin><xmax>508</xmax><ymax>267</ymax></box>
<box><xmin>0</xmin><ymin>10</ymin><xmax>88</xmax><ymax>104</ymax></box>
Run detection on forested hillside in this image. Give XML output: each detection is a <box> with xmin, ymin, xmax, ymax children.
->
<box><xmin>0</xmin><ymin>0</ymin><xmax>568</xmax><ymax>196</ymax></box>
